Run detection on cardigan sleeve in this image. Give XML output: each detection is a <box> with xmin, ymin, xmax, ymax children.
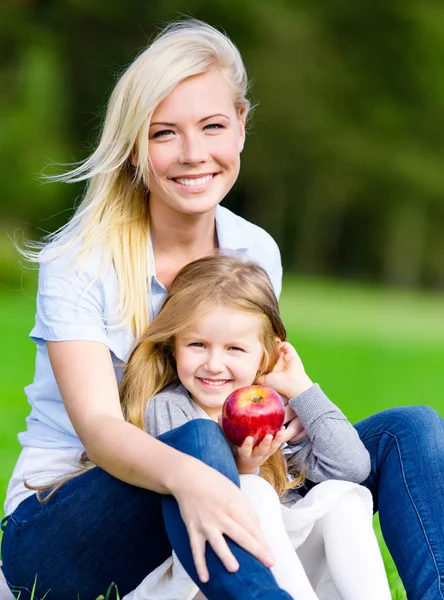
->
<box><xmin>285</xmin><ymin>384</ymin><xmax>371</xmax><ymax>484</ymax></box>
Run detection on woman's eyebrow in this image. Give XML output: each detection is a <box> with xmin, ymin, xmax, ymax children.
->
<box><xmin>150</xmin><ymin>113</ymin><xmax>230</xmax><ymax>127</ymax></box>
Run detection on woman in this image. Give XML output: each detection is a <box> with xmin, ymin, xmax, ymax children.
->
<box><xmin>1</xmin><ymin>19</ymin><xmax>443</xmax><ymax>600</ymax></box>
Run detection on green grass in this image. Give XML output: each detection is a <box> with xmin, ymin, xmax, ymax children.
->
<box><xmin>280</xmin><ymin>277</ymin><xmax>444</xmax><ymax>599</ymax></box>
<box><xmin>2</xmin><ymin>275</ymin><xmax>444</xmax><ymax>598</ymax></box>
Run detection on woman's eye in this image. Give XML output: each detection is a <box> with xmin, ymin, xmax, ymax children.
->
<box><xmin>204</xmin><ymin>123</ymin><xmax>224</xmax><ymax>131</ymax></box>
<box><xmin>152</xmin><ymin>129</ymin><xmax>174</xmax><ymax>138</ymax></box>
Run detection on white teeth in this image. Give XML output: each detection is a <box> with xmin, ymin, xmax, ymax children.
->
<box><xmin>175</xmin><ymin>175</ymin><xmax>213</xmax><ymax>187</ymax></box>
<box><xmin>200</xmin><ymin>379</ymin><xmax>229</xmax><ymax>387</ymax></box>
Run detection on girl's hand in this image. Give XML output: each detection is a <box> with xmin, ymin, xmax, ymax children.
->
<box><xmin>171</xmin><ymin>459</ymin><xmax>275</xmax><ymax>583</ymax></box>
<box><xmin>257</xmin><ymin>341</ymin><xmax>313</xmax><ymax>400</ymax></box>
<box><xmin>282</xmin><ymin>403</ymin><xmax>309</xmax><ymax>443</ymax></box>
<box><xmin>235</xmin><ymin>429</ymin><xmax>287</xmax><ymax>474</ymax></box>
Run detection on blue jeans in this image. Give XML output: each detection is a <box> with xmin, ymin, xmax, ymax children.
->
<box><xmin>355</xmin><ymin>406</ymin><xmax>444</xmax><ymax>600</ymax></box>
<box><xmin>1</xmin><ymin>420</ymin><xmax>291</xmax><ymax>600</ymax></box>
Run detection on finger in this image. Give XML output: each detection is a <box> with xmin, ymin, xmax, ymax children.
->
<box><xmin>207</xmin><ymin>531</ymin><xmax>240</xmax><ymax>573</ymax></box>
<box><xmin>284</xmin><ymin>404</ymin><xmax>297</xmax><ymax>423</ymax></box>
<box><xmin>290</xmin><ymin>427</ymin><xmax>308</xmax><ymax>442</ymax></box>
<box><xmin>222</xmin><ymin>519</ymin><xmax>274</xmax><ymax>568</ymax></box>
<box><xmin>190</xmin><ymin>532</ymin><xmax>210</xmax><ymax>583</ymax></box>
<box><xmin>237</xmin><ymin>436</ymin><xmax>254</xmax><ymax>457</ymax></box>
<box><xmin>281</xmin><ymin>418</ymin><xmax>305</xmax><ymax>443</ymax></box>
<box><xmin>253</xmin><ymin>434</ymin><xmax>273</xmax><ymax>455</ymax></box>
<box><xmin>267</xmin><ymin>429</ymin><xmax>287</xmax><ymax>453</ymax></box>
<box><xmin>279</xmin><ymin>392</ymin><xmax>290</xmax><ymax>406</ymax></box>
<box><xmin>285</xmin><ymin>416</ymin><xmax>303</xmax><ymax>436</ymax></box>
<box><xmin>281</xmin><ymin>341</ymin><xmax>297</xmax><ymax>355</ymax></box>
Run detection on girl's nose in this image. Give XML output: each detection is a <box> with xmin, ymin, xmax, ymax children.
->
<box><xmin>204</xmin><ymin>350</ymin><xmax>224</xmax><ymax>373</ymax></box>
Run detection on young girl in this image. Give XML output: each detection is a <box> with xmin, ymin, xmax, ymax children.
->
<box><xmin>119</xmin><ymin>254</ymin><xmax>391</xmax><ymax>600</ymax></box>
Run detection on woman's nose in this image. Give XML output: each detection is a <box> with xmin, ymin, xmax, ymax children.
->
<box><xmin>179</xmin><ymin>133</ymin><xmax>208</xmax><ymax>165</ymax></box>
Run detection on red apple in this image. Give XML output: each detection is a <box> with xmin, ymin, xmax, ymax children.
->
<box><xmin>221</xmin><ymin>385</ymin><xmax>285</xmax><ymax>447</ymax></box>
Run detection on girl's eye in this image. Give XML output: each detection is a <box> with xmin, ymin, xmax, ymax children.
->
<box><xmin>189</xmin><ymin>342</ymin><xmax>205</xmax><ymax>348</ymax></box>
<box><xmin>229</xmin><ymin>346</ymin><xmax>244</xmax><ymax>352</ymax></box>
<box><xmin>152</xmin><ymin>129</ymin><xmax>174</xmax><ymax>138</ymax></box>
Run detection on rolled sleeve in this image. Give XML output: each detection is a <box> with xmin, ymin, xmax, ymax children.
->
<box><xmin>30</xmin><ymin>257</ymin><xmax>108</xmax><ymax>346</ymax></box>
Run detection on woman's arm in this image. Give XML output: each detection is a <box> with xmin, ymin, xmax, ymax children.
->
<box><xmin>48</xmin><ymin>340</ymin><xmax>184</xmax><ymax>491</ymax></box>
<box><xmin>48</xmin><ymin>340</ymin><xmax>274</xmax><ymax>581</ymax></box>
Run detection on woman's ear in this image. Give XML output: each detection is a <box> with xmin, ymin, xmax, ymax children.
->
<box><xmin>130</xmin><ymin>151</ymin><xmax>138</xmax><ymax>167</ymax></box>
<box><xmin>238</xmin><ymin>106</ymin><xmax>247</xmax><ymax>153</ymax></box>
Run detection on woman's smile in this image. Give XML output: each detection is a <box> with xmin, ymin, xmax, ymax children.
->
<box><xmin>171</xmin><ymin>172</ymin><xmax>219</xmax><ymax>193</ymax></box>
<box><xmin>148</xmin><ymin>69</ymin><xmax>246</xmax><ymax>218</ymax></box>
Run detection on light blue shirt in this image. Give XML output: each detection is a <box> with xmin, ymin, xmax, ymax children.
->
<box><xmin>19</xmin><ymin>205</ymin><xmax>282</xmax><ymax>450</ymax></box>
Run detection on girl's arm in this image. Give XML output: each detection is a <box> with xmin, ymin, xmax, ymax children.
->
<box><xmin>47</xmin><ymin>340</ymin><xmax>273</xmax><ymax>582</ymax></box>
<box><xmin>286</xmin><ymin>384</ymin><xmax>371</xmax><ymax>483</ymax></box>
<box><xmin>258</xmin><ymin>342</ymin><xmax>370</xmax><ymax>484</ymax></box>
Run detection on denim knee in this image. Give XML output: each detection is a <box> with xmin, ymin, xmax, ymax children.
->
<box><xmin>380</xmin><ymin>405</ymin><xmax>443</xmax><ymax>439</ymax></box>
<box><xmin>159</xmin><ymin>419</ymin><xmax>239</xmax><ymax>483</ymax></box>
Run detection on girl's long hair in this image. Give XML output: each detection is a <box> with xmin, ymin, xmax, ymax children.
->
<box><xmin>120</xmin><ymin>254</ymin><xmax>304</xmax><ymax>496</ymax></box>
<box><xmin>30</xmin><ymin>255</ymin><xmax>304</xmax><ymax>501</ymax></box>
<box><xmin>22</xmin><ymin>20</ymin><xmax>251</xmax><ymax>336</ymax></box>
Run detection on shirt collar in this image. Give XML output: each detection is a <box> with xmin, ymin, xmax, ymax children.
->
<box><xmin>215</xmin><ymin>205</ymin><xmax>250</xmax><ymax>252</ymax></box>
<box><xmin>149</xmin><ymin>204</ymin><xmax>251</xmax><ymax>285</ymax></box>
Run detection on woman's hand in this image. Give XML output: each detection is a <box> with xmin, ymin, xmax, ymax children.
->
<box><xmin>235</xmin><ymin>429</ymin><xmax>287</xmax><ymax>474</ymax></box>
<box><xmin>257</xmin><ymin>341</ymin><xmax>313</xmax><ymax>400</ymax></box>
<box><xmin>171</xmin><ymin>459</ymin><xmax>274</xmax><ymax>583</ymax></box>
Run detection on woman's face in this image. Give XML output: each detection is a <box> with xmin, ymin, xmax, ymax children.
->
<box><xmin>147</xmin><ymin>69</ymin><xmax>246</xmax><ymax>219</ymax></box>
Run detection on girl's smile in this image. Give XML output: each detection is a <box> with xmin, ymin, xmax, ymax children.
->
<box><xmin>174</xmin><ymin>306</ymin><xmax>265</xmax><ymax>419</ymax></box>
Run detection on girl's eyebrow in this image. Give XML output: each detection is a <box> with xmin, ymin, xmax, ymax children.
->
<box><xmin>179</xmin><ymin>331</ymin><xmax>201</xmax><ymax>339</ymax></box>
<box><xmin>150</xmin><ymin>113</ymin><xmax>230</xmax><ymax>127</ymax></box>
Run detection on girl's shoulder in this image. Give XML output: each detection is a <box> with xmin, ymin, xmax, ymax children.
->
<box><xmin>144</xmin><ymin>383</ymin><xmax>204</xmax><ymax>437</ymax></box>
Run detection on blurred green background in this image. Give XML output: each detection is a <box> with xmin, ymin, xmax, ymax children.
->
<box><xmin>3</xmin><ymin>0</ymin><xmax>444</xmax><ymax>287</ymax></box>
<box><xmin>1</xmin><ymin>1</ymin><xmax>444</xmax><ymax>597</ymax></box>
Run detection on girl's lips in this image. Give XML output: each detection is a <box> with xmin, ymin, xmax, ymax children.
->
<box><xmin>197</xmin><ymin>377</ymin><xmax>232</xmax><ymax>390</ymax></box>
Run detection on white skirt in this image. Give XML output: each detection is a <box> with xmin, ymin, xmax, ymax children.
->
<box><xmin>123</xmin><ymin>479</ymin><xmax>373</xmax><ymax>600</ymax></box>
<box><xmin>281</xmin><ymin>479</ymin><xmax>373</xmax><ymax>548</ymax></box>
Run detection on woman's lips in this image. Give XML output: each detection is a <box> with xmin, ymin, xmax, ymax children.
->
<box><xmin>171</xmin><ymin>173</ymin><xmax>218</xmax><ymax>193</ymax></box>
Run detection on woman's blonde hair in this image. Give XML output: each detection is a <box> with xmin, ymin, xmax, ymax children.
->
<box><xmin>24</xmin><ymin>20</ymin><xmax>251</xmax><ymax>335</ymax></box>
<box><xmin>31</xmin><ymin>255</ymin><xmax>304</xmax><ymax>501</ymax></box>
<box><xmin>120</xmin><ymin>254</ymin><xmax>304</xmax><ymax>497</ymax></box>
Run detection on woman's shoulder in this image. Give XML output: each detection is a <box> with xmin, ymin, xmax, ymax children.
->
<box><xmin>216</xmin><ymin>206</ymin><xmax>283</xmax><ymax>297</ymax></box>
<box><xmin>35</xmin><ymin>235</ymin><xmax>117</xmax><ymax>305</ymax></box>
<box><xmin>38</xmin><ymin>235</ymin><xmax>105</xmax><ymax>277</ymax></box>
<box><xmin>216</xmin><ymin>205</ymin><xmax>279</xmax><ymax>252</ymax></box>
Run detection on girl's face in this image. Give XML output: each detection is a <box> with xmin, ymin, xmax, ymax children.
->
<box><xmin>147</xmin><ymin>69</ymin><xmax>246</xmax><ymax>219</ymax></box>
<box><xmin>174</xmin><ymin>306</ymin><xmax>265</xmax><ymax>420</ymax></box>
